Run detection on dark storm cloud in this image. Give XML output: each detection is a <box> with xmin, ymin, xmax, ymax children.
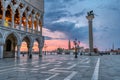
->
<box><xmin>62</xmin><ymin>0</ymin><xmax>73</xmax><ymax>2</ymax></box>
<box><xmin>45</xmin><ymin>22</ymin><xmax>88</xmax><ymax>41</ymax></box>
<box><xmin>45</xmin><ymin>10</ymin><xmax>71</xmax><ymax>20</ymax></box>
<box><xmin>78</xmin><ymin>0</ymin><xmax>85</xmax><ymax>1</ymax></box>
<box><xmin>74</xmin><ymin>9</ymin><xmax>86</xmax><ymax>17</ymax></box>
<box><xmin>45</xmin><ymin>0</ymin><xmax>66</xmax><ymax>10</ymax></box>
<box><xmin>44</xmin><ymin>0</ymin><xmax>120</xmax><ymax>50</ymax></box>
<box><xmin>44</xmin><ymin>0</ymin><xmax>88</xmax><ymax>41</ymax></box>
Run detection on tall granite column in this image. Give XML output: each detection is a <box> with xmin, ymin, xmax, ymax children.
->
<box><xmin>86</xmin><ymin>11</ymin><xmax>94</xmax><ymax>53</ymax></box>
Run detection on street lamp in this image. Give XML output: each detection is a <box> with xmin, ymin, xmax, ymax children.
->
<box><xmin>73</xmin><ymin>39</ymin><xmax>80</xmax><ymax>58</ymax></box>
<box><xmin>44</xmin><ymin>43</ymin><xmax>47</xmax><ymax>55</ymax></box>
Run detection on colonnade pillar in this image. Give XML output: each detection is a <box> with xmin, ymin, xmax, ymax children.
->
<box><xmin>17</xmin><ymin>45</ymin><xmax>21</xmax><ymax>58</ymax></box>
<box><xmin>32</xmin><ymin>15</ymin><xmax>35</xmax><ymax>33</ymax></box>
<box><xmin>38</xmin><ymin>44</ymin><xmax>43</xmax><ymax>57</ymax></box>
<box><xmin>26</xmin><ymin>16</ymin><xmax>28</xmax><ymax>32</ymax></box>
<box><xmin>0</xmin><ymin>44</ymin><xmax>3</xmax><ymax>59</ymax></box>
<box><xmin>2</xmin><ymin>8</ymin><xmax>6</xmax><ymax>26</ymax></box>
<box><xmin>12</xmin><ymin>12</ymin><xmax>15</xmax><ymax>28</ymax></box>
<box><xmin>19</xmin><ymin>15</ymin><xmax>22</xmax><ymax>30</ymax></box>
<box><xmin>38</xmin><ymin>37</ymin><xmax>44</xmax><ymax>57</ymax></box>
<box><xmin>40</xmin><ymin>19</ymin><xmax>43</xmax><ymax>36</ymax></box>
<box><xmin>36</xmin><ymin>19</ymin><xmax>39</xmax><ymax>34</ymax></box>
<box><xmin>28</xmin><ymin>45</ymin><xmax>33</xmax><ymax>59</ymax></box>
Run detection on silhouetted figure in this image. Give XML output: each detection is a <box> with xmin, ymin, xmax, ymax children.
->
<box><xmin>22</xmin><ymin>53</ymin><xmax>24</xmax><ymax>57</ymax></box>
<box><xmin>29</xmin><ymin>54</ymin><xmax>32</xmax><ymax>59</ymax></box>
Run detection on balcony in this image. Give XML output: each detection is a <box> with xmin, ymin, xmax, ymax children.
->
<box><xmin>0</xmin><ymin>19</ymin><xmax>41</xmax><ymax>35</ymax></box>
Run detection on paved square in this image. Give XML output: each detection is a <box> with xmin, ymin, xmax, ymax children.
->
<box><xmin>0</xmin><ymin>54</ymin><xmax>120</xmax><ymax>80</ymax></box>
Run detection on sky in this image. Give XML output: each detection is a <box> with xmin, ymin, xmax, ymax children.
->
<box><xmin>43</xmin><ymin>0</ymin><xmax>120</xmax><ymax>51</ymax></box>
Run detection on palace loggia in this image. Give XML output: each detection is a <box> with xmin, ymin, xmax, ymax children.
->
<box><xmin>0</xmin><ymin>0</ymin><xmax>44</xmax><ymax>58</ymax></box>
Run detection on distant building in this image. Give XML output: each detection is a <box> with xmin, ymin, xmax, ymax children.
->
<box><xmin>68</xmin><ymin>40</ymin><xmax>71</xmax><ymax>50</ymax></box>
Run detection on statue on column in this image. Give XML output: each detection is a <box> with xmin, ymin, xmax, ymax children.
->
<box><xmin>87</xmin><ymin>10</ymin><xmax>94</xmax><ymax>16</ymax></box>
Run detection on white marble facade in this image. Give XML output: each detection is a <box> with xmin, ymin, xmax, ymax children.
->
<box><xmin>0</xmin><ymin>0</ymin><xmax>44</xmax><ymax>58</ymax></box>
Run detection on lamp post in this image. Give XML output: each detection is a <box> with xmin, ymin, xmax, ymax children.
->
<box><xmin>73</xmin><ymin>39</ymin><xmax>80</xmax><ymax>58</ymax></box>
<box><xmin>44</xmin><ymin>43</ymin><xmax>47</xmax><ymax>55</ymax></box>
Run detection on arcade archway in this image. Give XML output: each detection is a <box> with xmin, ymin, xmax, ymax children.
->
<box><xmin>3</xmin><ymin>33</ymin><xmax>18</xmax><ymax>58</ymax></box>
<box><xmin>21</xmin><ymin>36</ymin><xmax>32</xmax><ymax>58</ymax></box>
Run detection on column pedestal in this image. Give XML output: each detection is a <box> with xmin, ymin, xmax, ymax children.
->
<box><xmin>39</xmin><ymin>47</ymin><xmax>42</xmax><ymax>57</ymax></box>
<box><xmin>28</xmin><ymin>46</ymin><xmax>33</xmax><ymax>59</ymax></box>
<box><xmin>0</xmin><ymin>45</ymin><xmax>3</xmax><ymax>59</ymax></box>
<box><xmin>17</xmin><ymin>45</ymin><xmax>21</xmax><ymax>58</ymax></box>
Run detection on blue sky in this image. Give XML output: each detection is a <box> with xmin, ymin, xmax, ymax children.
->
<box><xmin>43</xmin><ymin>0</ymin><xmax>120</xmax><ymax>50</ymax></box>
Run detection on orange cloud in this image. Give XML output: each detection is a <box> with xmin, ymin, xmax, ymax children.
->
<box><xmin>44</xmin><ymin>39</ymin><xmax>88</xmax><ymax>51</ymax></box>
<box><xmin>43</xmin><ymin>28</ymin><xmax>67</xmax><ymax>39</ymax></box>
<box><xmin>20</xmin><ymin>40</ymin><xmax>88</xmax><ymax>51</ymax></box>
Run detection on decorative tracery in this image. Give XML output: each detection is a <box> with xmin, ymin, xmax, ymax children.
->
<box><xmin>0</xmin><ymin>0</ymin><xmax>43</xmax><ymax>34</ymax></box>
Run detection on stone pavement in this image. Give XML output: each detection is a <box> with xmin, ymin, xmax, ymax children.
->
<box><xmin>0</xmin><ymin>54</ymin><xmax>120</xmax><ymax>80</ymax></box>
<box><xmin>99</xmin><ymin>55</ymin><xmax>120</xmax><ymax>80</ymax></box>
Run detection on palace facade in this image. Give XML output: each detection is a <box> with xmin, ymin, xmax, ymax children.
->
<box><xmin>0</xmin><ymin>0</ymin><xmax>44</xmax><ymax>58</ymax></box>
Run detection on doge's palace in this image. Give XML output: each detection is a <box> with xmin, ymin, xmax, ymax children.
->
<box><xmin>0</xmin><ymin>0</ymin><xmax>44</xmax><ymax>58</ymax></box>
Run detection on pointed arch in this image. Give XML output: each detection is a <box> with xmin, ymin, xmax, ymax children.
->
<box><xmin>21</xmin><ymin>35</ymin><xmax>33</xmax><ymax>47</ymax></box>
<box><xmin>5</xmin><ymin>5</ymin><xmax>12</xmax><ymax>27</ymax></box>
<box><xmin>21</xmin><ymin>11</ymin><xmax>27</xmax><ymax>30</ymax></box>
<box><xmin>28</xmin><ymin>14</ymin><xmax>32</xmax><ymax>32</ymax></box>
<box><xmin>14</xmin><ymin>8</ymin><xmax>20</xmax><ymax>29</ymax></box>
<box><xmin>32</xmin><ymin>37</ymin><xmax>40</xmax><ymax>53</ymax></box>
<box><xmin>33</xmin><ymin>12</ymin><xmax>38</xmax><ymax>31</ymax></box>
<box><xmin>4</xmin><ymin>32</ymin><xmax>20</xmax><ymax>58</ymax></box>
<box><xmin>4</xmin><ymin>31</ymin><xmax>21</xmax><ymax>45</ymax></box>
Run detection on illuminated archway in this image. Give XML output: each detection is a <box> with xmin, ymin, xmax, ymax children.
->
<box><xmin>20</xmin><ymin>41</ymin><xmax>28</xmax><ymax>57</ymax></box>
<box><xmin>32</xmin><ymin>39</ymin><xmax>39</xmax><ymax>54</ymax></box>
<box><xmin>5</xmin><ymin>5</ymin><xmax>12</xmax><ymax>27</ymax></box>
<box><xmin>14</xmin><ymin>8</ymin><xmax>20</xmax><ymax>29</ymax></box>
<box><xmin>21</xmin><ymin>11</ymin><xmax>26</xmax><ymax>31</ymax></box>
<box><xmin>21</xmin><ymin>36</ymin><xmax>32</xmax><ymax>57</ymax></box>
<box><xmin>28</xmin><ymin>14</ymin><xmax>32</xmax><ymax>32</ymax></box>
<box><xmin>4</xmin><ymin>33</ymin><xmax>18</xmax><ymax>58</ymax></box>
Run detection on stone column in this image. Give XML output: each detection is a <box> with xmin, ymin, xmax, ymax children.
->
<box><xmin>38</xmin><ymin>37</ymin><xmax>44</xmax><ymax>57</ymax></box>
<box><xmin>26</xmin><ymin>16</ymin><xmax>28</xmax><ymax>32</ymax></box>
<box><xmin>36</xmin><ymin>19</ymin><xmax>39</xmax><ymax>34</ymax></box>
<box><xmin>86</xmin><ymin>11</ymin><xmax>94</xmax><ymax>53</ymax></box>
<box><xmin>28</xmin><ymin>45</ymin><xmax>33</xmax><ymax>59</ymax></box>
<box><xmin>17</xmin><ymin>45</ymin><xmax>21</xmax><ymax>58</ymax></box>
<box><xmin>12</xmin><ymin>12</ymin><xmax>15</xmax><ymax>28</ymax></box>
<box><xmin>19</xmin><ymin>14</ymin><xmax>22</xmax><ymax>30</ymax></box>
<box><xmin>40</xmin><ymin>19</ymin><xmax>43</xmax><ymax>36</ymax></box>
<box><xmin>32</xmin><ymin>16</ymin><xmax>35</xmax><ymax>33</ymax></box>
<box><xmin>38</xmin><ymin>44</ymin><xmax>43</xmax><ymax>57</ymax></box>
<box><xmin>2</xmin><ymin>8</ymin><xmax>6</xmax><ymax>26</ymax></box>
<box><xmin>0</xmin><ymin>44</ymin><xmax>3</xmax><ymax>59</ymax></box>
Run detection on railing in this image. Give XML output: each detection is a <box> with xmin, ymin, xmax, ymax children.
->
<box><xmin>27</xmin><ymin>28</ymin><xmax>32</xmax><ymax>33</ymax></box>
<box><xmin>8</xmin><ymin>22</ymin><xmax>12</xmax><ymax>28</ymax></box>
<box><xmin>21</xmin><ymin>26</ymin><xmax>25</xmax><ymax>31</ymax></box>
<box><xmin>14</xmin><ymin>24</ymin><xmax>19</xmax><ymax>29</ymax></box>
<box><xmin>0</xmin><ymin>22</ymin><xmax>41</xmax><ymax>35</ymax></box>
<box><xmin>33</xmin><ymin>30</ymin><xmax>41</xmax><ymax>34</ymax></box>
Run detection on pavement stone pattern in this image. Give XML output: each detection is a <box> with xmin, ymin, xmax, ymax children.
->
<box><xmin>99</xmin><ymin>55</ymin><xmax>120</xmax><ymax>80</ymax></box>
<box><xmin>0</xmin><ymin>54</ymin><xmax>120</xmax><ymax>80</ymax></box>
